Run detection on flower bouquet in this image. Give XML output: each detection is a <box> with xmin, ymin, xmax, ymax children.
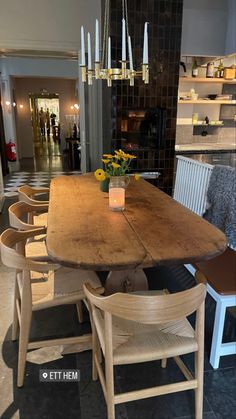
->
<box><xmin>94</xmin><ymin>149</ymin><xmax>139</xmax><ymax>192</ymax></box>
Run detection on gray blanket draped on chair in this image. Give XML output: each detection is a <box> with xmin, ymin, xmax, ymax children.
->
<box><xmin>203</xmin><ymin>165</ymin><xmax>236</xmax><ymax>249</ymax></box>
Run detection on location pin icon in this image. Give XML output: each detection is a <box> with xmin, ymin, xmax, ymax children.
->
<box><xmin>42</xmin><ymin>372</ymin><xmax>48</xmax><ymax>379</ymax></box>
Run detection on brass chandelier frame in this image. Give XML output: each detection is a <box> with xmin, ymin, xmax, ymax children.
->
<box><xmin>80</xmin><ymin>0</ymin><xmax>149</xmax><ymax>87</ymax></box>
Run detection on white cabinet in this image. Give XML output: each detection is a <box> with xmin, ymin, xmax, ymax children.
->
<box><xmin>181</xmin><ymin>0</ymin><xmax>236</xmax><ymax>57</ymax></box>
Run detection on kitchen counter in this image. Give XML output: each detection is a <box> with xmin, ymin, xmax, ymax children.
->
<box><xmin>175</xmin><ymin>143</ymin><xmax>235</xmax><ymax>153</ymax></box>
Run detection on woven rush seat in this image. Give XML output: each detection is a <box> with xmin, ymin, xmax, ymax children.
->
<box><xmin>26</xmin><ymin>240</ymin><xmax>48</xmax><ymax>258</ymax></box>
<box><xmin>19</xmin><ymin>268</ymin><xmax>101</xmax><ymax>310</ymax></box>
<box><xmin>33</xmin><ymin>212</ymin><xmax>48</xmax><ymax>228</ymax></box>
<box><xmin>93</xmin><ymin>308</ymin><xmax>197</xmax><ymax>365</ymax></box>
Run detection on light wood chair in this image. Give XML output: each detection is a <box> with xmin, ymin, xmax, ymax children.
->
<box><xmin>8</xmin><ymin>201</ymin><xmax>49</xmax><ymax>259</ymax></box>
<box><xmin>9</xmin><ymin>200</ymin><xmax>48</xmax><ymax>230</ymax></box>
<box><xmin>18</xmin><ymin>185</ymin><xmax>49</xmax><ymax>227</ymax></box>
<box><xmin>9</xmin><ymin>201</ymin><xmax>85</xmax><ymax>327</ymax></box>
<box><xmin>84</xmin><ymin>283</ymin><xmax>206</xmax><ymax>419</ymax></box>
<box><xmin>18</xmin><ymin>185</ymin><xmax>49</xmax><ymax>205</ymax></box>
<box><xmin>0</xmin><ymin>228</ymin><xmax>102</xmax><ymax>387</ymax></box>
<box><xmin>195</xmin><ymin>247</ymin><xmax>236</xmax><ymax>369</ymax></box>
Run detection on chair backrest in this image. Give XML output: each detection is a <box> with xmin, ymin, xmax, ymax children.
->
<box><xmin>18</xmin><ymin>185</ymin><xmax>49</xmax><ymax>205</ymax></box>
<box><xmin>173</xmin><ymin>156</ymin><xmax>213</xmax><ymax>216</ymax></box>
<box><xmin>9</xmin><ymin>201</ymin><xmax>48</xmax><ymax>230</ymax></box>
<box><xmin>83</xmin><ymin>283</ymin><xmax>206</xmax><ymax>324</ymax></box>
<box><xmin>0</xmin><ymin>228</ymin><xmax>60</xmax><ymax>273</ymax></box>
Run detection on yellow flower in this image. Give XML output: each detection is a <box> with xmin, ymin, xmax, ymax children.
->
<box><xmin>102</xmin><ymin>159</ymin><xmax>110</xmax><ymax>164</ymax></box>
<box><xmin>94</xmin><ymin>169</ymin><xmax>106</xmax><ymax>181</ymax></box>
<box><xmin>111</xmin><ymin>162</ymin><xmax>121</xmax><ymax>169</ymax></box>
<box><xmin>103</xmin><ymin>153</ymin><xmax>113</xmax><ymax>158</ymax></box>
<box><xmin>134</xmin><ymin>173</ymin><xmax>141</xmax><ymax>180</ymax></box>
<box><xmin>115</xmin><ymin>150</ymin><xmax>124</xmax><ymax>157</ymax></box>
<box><xmin>125</xmin><ymin>153</ymin><xmax>137</xmax><ymax>159</ymax></box>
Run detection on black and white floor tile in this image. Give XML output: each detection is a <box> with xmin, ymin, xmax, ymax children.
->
<box><xmin>4</xmin><ymin>171</ymin><xmax>81</xmax><ymax>197</ymax></box>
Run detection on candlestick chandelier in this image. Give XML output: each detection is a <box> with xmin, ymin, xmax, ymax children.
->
<box><xmin>79</xmin><ymin>0</ymin><xmax>149</xmax><ymax>87</ymax></box>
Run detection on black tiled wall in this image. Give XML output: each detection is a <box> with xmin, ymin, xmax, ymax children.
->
<box><xmin>105</xmin><ymin>0</ymin><xmax>183</xmax><ymax>194</ymax></box>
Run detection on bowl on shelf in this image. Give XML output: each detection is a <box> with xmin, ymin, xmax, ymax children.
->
<box><xmin>208</xmin><ymin>94</ymin><xmax>217</xmax><ymax>100</ymax></box>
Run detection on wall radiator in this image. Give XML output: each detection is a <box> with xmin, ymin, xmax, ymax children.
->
<box><xmin>173</xmin><ymin>156</ymin><xmax>213</xmax><ymax>216</ymax></box>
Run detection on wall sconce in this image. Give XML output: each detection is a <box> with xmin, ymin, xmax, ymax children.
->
<box><xmin>70</xmin><ymin>105</ymin><xmax>74</xmax><ymax>110</ymax></box>
<box><xmin>19</xmin><ymin>104</ymin><xmax>24</xmax><ymax>109</ymax></box>
<box><xmin>13</xmin><ymin>102</ymin><xmax>16</xmax><ymax>107</ymax></box>
<box><xmin>74</xmin><ymin>103</ymin><xmax>79</xmax><ymax>110</ymax></box>
<box><xmin>5</xmin><ymin>101</ymin><xmax>11</xmax><ymax>106</ymax></box>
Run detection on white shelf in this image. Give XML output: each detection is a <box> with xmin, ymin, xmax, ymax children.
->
<box><xmin>179</xmin><ymin>77</ymin><xmax>236</xmax><ymax>84</ymax></box>
<box><xmin>178</xmin><ymin>100</ymin><xmax>236</xmax><ymax>104</ymax></box>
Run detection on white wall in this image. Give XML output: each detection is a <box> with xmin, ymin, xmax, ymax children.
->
<box><xmin>0</xmin><ymin>57</ymin><xmax>78</xmax><ymax>79</ymax></box>
<box><xmin>0</xmin><ymin>0</ymin><xmax>101</xmax><ymax>52</ymax></box>
<box><xmin>181</xmin><ymin>0</ymin><xmax>228</xmax><ymax>56</ymax></box>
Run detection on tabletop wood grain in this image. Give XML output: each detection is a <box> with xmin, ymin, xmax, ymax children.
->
<box><xmin>46</xmin><ymin>174</ymin><xmax>226</xmax><ymax>270</ymax></box>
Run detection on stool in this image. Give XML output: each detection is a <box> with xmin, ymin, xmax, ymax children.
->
<box><xmin>195</xmin><ymin>247</ymin><xmax>236</xmax><ymax>369</ymax></box>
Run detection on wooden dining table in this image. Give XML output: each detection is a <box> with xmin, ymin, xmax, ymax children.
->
<box><xmin>47</xmin><ymin>173</ymin><xmax>226</xmax><ymax>270</ymax></box>
<box><xmin>46</xmin><ymin>173</ymin><xmax>226</xmax><ymax>354</ymax></box>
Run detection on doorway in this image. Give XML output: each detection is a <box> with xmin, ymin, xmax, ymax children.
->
<box><xmin>29</xmin><ymin>94</ymin><xmax>61</xmax><ymax>160</ymax></box>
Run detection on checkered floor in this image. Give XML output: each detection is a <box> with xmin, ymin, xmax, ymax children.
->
<box><xmin>4</xmin><ymin>171</ymin><xmax>81</xmax><ymax>197</ymax></box>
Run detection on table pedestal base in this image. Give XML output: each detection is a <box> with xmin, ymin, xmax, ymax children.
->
<box><xmin>105</xmin><ymin>269</ymin><xmax>148</xmax><ymax>295</ymax></box>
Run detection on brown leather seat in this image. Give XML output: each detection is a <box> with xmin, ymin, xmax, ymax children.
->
<box><xmin>195</xmin><ymin>247</ymin><xmax>236</xmax><ymax>295</ymax></box>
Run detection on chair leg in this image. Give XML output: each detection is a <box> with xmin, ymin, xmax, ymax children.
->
<box><xmin>210</xmin><ymin>300</ymin><xmax>226</xmax><ymax>369</ymax></box>
<box><xmin>195</xmin><ymin>348</ymin><xmax>204</xmax><ymax>419</ymax></box>
<box><xmin>76</xmin><ymin>301</ymin><xmax>83</xmax><ymax>323</ymax></box>
<box><xmin>105</xmin><ymin>346</ymin><xmax>115</xmax><ymax>419</ymax></box>
<box><xmin>12</xmin><ymin>280</ymin><xmax>20</xmax><ymax>341</ymax></box>
<box><xmin>92</xmin><ymin>328</ymin><xmax>99</xmax><ymax>381</ymax></box>
<box><xmin>17</xmin><ymin>306</ymin><xmax>32</xmax><ymax>387</ymax></box>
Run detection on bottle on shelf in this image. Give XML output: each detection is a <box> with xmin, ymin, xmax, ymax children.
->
<box><xmin>192</xmin><ymin>113</ymin><xmax>199</xmax><ymax>124</ymax></box>
<box><xmin>192</xmin><ymin>58</ymin><xmax>198</xmax><ymax>78</ymax></box>
<box><xmin>216</xmin><ymin>60</ymin><xmax>224</xmax><ymax>78</ymax></box>
<box><xmin>206</xmin><ymin>62</ymin><xmax>214</xmax><ymax>78</ymax></box>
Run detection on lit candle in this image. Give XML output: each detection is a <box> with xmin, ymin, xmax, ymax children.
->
<box><xmin>108</xmin><ymin>36</ymin><xmax>111</xmax><ymax>68</ymax></box>
<box><xmin>80</xmin><ymin>26</ymin><xmax>85</xmax><ymax>66</ymax></box>
<box><xmin>87</xmin><ymin>32</ymin><xmax>92</xmax><ymax>69</ymax></box>
<box><xmin>109</xmin><ymin>188</ymin><xmax>125</xmax><ymax>211</ymax></box>
<box><xmin>143</xmin><ymin>22</ymin><xmax>148</xmax><ymax>64</ymax></box>
<box><xmin>122</xmin><ymin>18</ymin><xmax>126</xmax><ymax>61</ymax></box>
<box><xmin>128</xmin><ymin>36</ymin><xmax>133</xmax><ymax>70</ymax></box>
<box><xmin>95</xmin><ymin>19</ymin><xmax>100</xmax><ymax>62</ymax></box>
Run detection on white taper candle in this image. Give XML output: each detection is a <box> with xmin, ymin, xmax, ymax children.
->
<box><xmin>87</xmin><ymin>32</ymin><xmax>92</xmax><ymax>69</ymax></box>
<box><xmin>122</xmin><ymin>18</ymin><xmax>126</xmax><ymax>61</ymax></box>
<box><xmin>108</xmin><ymin>36</ymin><xmax>111</xmax><ymax>68</ymax></box>
<box><xmin>95</xmin><ymin>19</ymin><xmax>100</xmax><ymax>62</ymax></box>
<box><xmin>80</xmin><ymin>26</ymin><xmax>85</xmax><ymax>66</ymax></box>
<box><xmin>143</xmin><ymin>22</ymin><xmax>148</xmax><ymax>64</ymax></box>
<box><xmin>128</xmin><ymin>36</ymin><xmax>133</xmax><ymax>70</ymax></box>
